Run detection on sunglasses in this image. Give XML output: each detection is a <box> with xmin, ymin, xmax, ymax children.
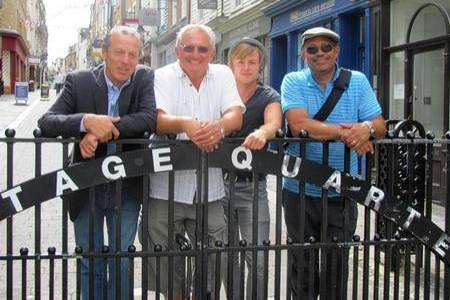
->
<box><xmin>179</xmin><ymin>44</ymin><xmax>210</xmax><ymax>54</ymax></box>
<box><xmin>305</xmin><ymin>43</ymin><xmax>334</xmax><ymax>55</ymax></box>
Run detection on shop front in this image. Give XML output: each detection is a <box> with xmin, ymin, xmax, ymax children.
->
<box><xmin>263</xmin><ymin>0</ymin><xmax>379</xmax><ymax>92</ymax></box>
<box><xmin>380</xmin><ymin>0</ymin><xmax>450</xmax><ymax>202</ymax></box>
<box><xmin>0</xmin><ymin>30</ymin><xmax>29</xmax><ymax>94</ymax></box>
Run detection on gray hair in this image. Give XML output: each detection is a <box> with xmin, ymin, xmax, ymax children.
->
<box><xmin>176</xmin><ymin>24</ymin><xmax>216</xmax><ymax>49</ymax></box>
<box><xmin>102</xmin><ymin>26</ymin><xmax>142</xmax><ymax>51</ymax></box>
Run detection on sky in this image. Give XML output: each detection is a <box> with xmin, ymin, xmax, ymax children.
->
<box><xmin>43</xmin><ymin>0</ymin><xmax>93</xmax><ymax>65</ymax></box>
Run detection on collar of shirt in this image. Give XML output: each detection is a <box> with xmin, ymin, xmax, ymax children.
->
<box><xmin>103</xmin><ymin>70</ymin><xmax>131</xmax><ymax>94</ymax></box>
<box><xmin>103</xmin><ymin>70</ymin><xmax>131</xmax><ymax>116</ymax></box>
<box><xmin>306</xmin><ymin>63</ymin><xmax>341</xmax><ymax>90</ymax></box>
<box><xmin>173</xmin><ymin>60</ymin><xmax>213</xmax><ymax>81</ymax></box>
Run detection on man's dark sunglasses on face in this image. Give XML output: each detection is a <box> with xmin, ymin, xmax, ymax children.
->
<box><xmin>179</xmin><ymin>44</ymin><xmax>210</xmax><ymax>54</ymax></box>
<box><xmin>305</xmin><ymin>43</ymin><xmax>334</xmax><ymax>55</ymax></box>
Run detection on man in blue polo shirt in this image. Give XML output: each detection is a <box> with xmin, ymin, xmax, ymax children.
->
<box><xmin>281</xmin><ymin>27</ymin><xmax>386</xmax><ymax>299</ymax></box>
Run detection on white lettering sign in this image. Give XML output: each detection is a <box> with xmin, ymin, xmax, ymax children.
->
<box><xmin>323</xmin><ymin>171</ymin><xmax>341</xmax><ymax>193</ymax></box>
<box><xmin>403</xmin><ymin>207</ymin><xmax>421</xmax><ymax>229</ymax></box>
<box><xmin>102</xmin><ymin>156</ymin><xmax>127</xmax><ymax>180</ymax></box>
<box><xmin>56</xmin><ymin>170</ymin><xmax>79</xmax><ymax>196</ymax></box>
<box><xmin>152</xmin><ymin>147</ymin><xmax>173</xmax><ymax>172</ymax></box>
<box><xmin>434</xmin><ymin>234</ymin><xmax>450</xmax><ymax>257</ymax></box>
<box><xmin>2</xmin><ymin>186</ymin><xmax>23</xmax><ymax>212</ymax></box>
<box><xmin>231</xmin><ymin>146</ymin><xmax>252</xmax><ymax>170</ymax></box>
<box><xmin>281</xmin><ymin>155</ymin><xmax>301</xmax><ymax>178</ymax></box>
<box><xmin>364</xmin><ymin>186</ymin><xmax>385</xmax><ymax>212</ymax></box>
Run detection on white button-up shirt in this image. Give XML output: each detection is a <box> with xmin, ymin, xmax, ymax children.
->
<box><xmin>149</xmin><ymin>60</ymin><xmax>244</xmax><ymax>204</ymax></box>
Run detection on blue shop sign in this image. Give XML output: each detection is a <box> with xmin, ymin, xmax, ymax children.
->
<box><xmin>270</xmin><ymin>0</ymin><xmax>368</xmax><ymax>37</ymax></box>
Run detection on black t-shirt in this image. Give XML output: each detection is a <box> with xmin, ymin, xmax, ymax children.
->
<box><xmin>231</xmin><ymin>84</ymin><xmax>281</xmax><ymax>138</ymax></box>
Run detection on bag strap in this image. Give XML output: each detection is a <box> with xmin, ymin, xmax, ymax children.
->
<box><xmin>312</xmin><ymin>68</ymin><xmax>352</xmax><ymax>121</ymax></box>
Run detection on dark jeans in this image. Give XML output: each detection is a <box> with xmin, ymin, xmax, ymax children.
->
<box><xmin>74</xmin><ymin>184</ymin><xmax>140</xmax><ymax>300</ymax></box>
<box><xmin>282</xmin><ymin>189</ymin><xmax>358</xmax><ymax>299</ymax></box>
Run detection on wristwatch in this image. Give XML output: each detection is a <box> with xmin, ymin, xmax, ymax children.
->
<box><xmin>363</xmin><ymin>121</ymin><xmax>376</xmax><ymax>138</ymax></box>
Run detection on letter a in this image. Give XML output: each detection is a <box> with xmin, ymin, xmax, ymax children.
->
<box><xmin>56</xmin><ymin>170</ymin><xmax>79</xmax><ymax>196</ymax></box>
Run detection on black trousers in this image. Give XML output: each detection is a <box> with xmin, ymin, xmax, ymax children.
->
<box><xmin>282</xmin><ymin>189</ymin><xmax>358</xmax><ymax>299</ymax></box>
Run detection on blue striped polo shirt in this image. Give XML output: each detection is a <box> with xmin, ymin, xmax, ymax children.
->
<box><xmin>281</xmin><ymin>66</ymin><xmax>382</xmax><ymax>198</ymax></box>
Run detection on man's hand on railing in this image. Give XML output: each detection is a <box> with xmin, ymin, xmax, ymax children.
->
<box><xmin>83</xmin><ymin>113</ymin><xmax>120</xmax><ymax>142</ymax></box>
<box><xmin>340</xmin><ymin>122</ymin><xmax>371</xmax><ymax>152</ymax></box>
<box><xmin>79</xmin><ymin>133</ymin><xmax>99</xmax><ymax>159</ymax></box>
<box><xmin>192</xmin><ymin>120</ymin><xmax>222</xmax><ymax>152</ymax></box>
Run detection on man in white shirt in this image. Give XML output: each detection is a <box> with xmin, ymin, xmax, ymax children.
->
<box><xmin>139</xmin><ymin>24</ymin><xmax>244</xmax><ymax>299</ymax></box>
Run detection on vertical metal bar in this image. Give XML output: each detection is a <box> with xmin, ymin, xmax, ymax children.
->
<box><xmin>62</xmin><ymin>141</ymin><xmax>69</xmax><ymax>300</ymax></box>
<box><xmin>309</xmin><ymin>242</ymin><xmax>316</xmax><ymax>300</ymax></box>
<box><xmin>404</xmin><ymin>243</ymin><xmax>411</xmax><ymax>299</ymax></box>
<box><xmin>141</xmin><ymin>173</ymin><xmax>149</xmax><ymax>300</ymax></box>
<box><xmin>48</xmin><ymin>247</ymin><xmax>55</xmax><ymax>300</ymax></box>
<box><xmin>76</xmin><ymin>247</ymin><xmax>82</xmax><ymax>300</ymax></box>
<box><xmin>341</xmin><ymin>146</ymin><xmax>351</xmax><ymax>299</ymax></box>
<box><xmin>201</xmin><ymin>153</ymin><xmax>209</xmax><ymax>299</ymax></box>
<box><xmin>320</xmin><ymin>142</ymin><xmax>329</xmax><ymax>299</ymax></box>
<box><xmin>297</xmin><ymin>140</ymin><xmax>306</xmax><ymax>298</ymax></box>
<box><xmin>383</xmin><ymin>140</ymin><xmax>396</xmax><ymax>300</ymax></box>
<box><xmin>352</xmin><ymin>237</ymin><xmax>359</xmax><ymax>300</ymax></box>
<box><xmin>434</xmin><ymin>254</ymin><xmax>440</xmax><ymax>300</ymax></box>
<box><xmin>263</xmin><ymin>240</ymin><xmax>269</xmax><ymax>300</ymax></box>
<box><xmin>155</xmin><ymin>246</ymin><xmax>161</xmax><ymax>300</ymax></box>
<box><xmin>128</xmin><ymin>246</ymin><xmax>135</xmax><ymax>300</ymax></box>
<box><xmin>365</xmin><ymin>147</ymin><xmax>374</xmax><ymax>300</ymax></box>
<box><xmin>114</xmin><ymin>157</ymin><xmax>123</xmax><ymax>300</ymax></box>
<box><xmin>424</xmin><ymin>136</ymin><xmax>433</xmax><ymax>300</ymax></box>
<box><xmin>214</xmin><ymin>245</ymin><xmax>222</xmax><ymax>300</ymax></box>
<box><xmin>239</xmin><ymin>245</ymin><xmax>246</xmax><ymax>300</ymax></box>
<box><xmin>252</xmin><ymin>170</ymin><xmax>259</xmax><ymax>300</ymax></box>
<box><xmin>6</xmin><ymin>132</ymin><xmax>14</xmax><ymax>300</ymax></box>
<box><xmin>35</xmin><ymin>138</ymin><xmax>42</xmax><ymax>300</ymax></box>
<box><xmin>374</xmin><ymin>234</ymin><xmax>381</xmax><ymax>300</ymax></box>
<box><xmin>167</xmin><ymin>170</ymin><xmax>175</xmax><ymax>300</ymax></box>
<box><xmin>393</xmin><ymin>242</ymin><xmax>400</xmax><ymax>300</ymax></box>
<box><xmin>274</xmin><ymin>141</ymin><xmax>283</xmax><ymax>300</ymax></box>
<box><xmin>414</xmin><ymin>244</ymin><xmax>421</xmax><ymax>300</ymax></box>
<box><xmin>194</xmin><ymin>149</ymin><xmax>203</xmax><ymax>300</ymax></box>
<box><xmin>103</xmin><ymin>247</ymin><xmax>108</xmax><ymax>300</ymax></box>
<box><xmin>330</xmin><ymin>243</ymin><xmax>337</xmax><ymax>299</ymax></box>
<box><xmin>444</xmin><ymin>137</ymin><xmax>450</xmax><ymax>300</ymax></box>
<box><xmin>20</xmin><ymin>247</ymin><xmax>28</xmax><ymax>300</ymax></box>
<box><xmin>88</xmin><ymin>187</ymin><xmax>95</xmax><ymax>300</ymax></box>
<box><xmin>227</xmin><ymin>169</ymin><xmax>236</xmax><ymax>299</ymax></box>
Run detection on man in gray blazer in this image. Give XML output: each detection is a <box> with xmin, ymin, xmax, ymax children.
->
<box><xmin>38</xmin><ymin>26</ymin><xmax>156</xmax><ymax>299</ymax></box>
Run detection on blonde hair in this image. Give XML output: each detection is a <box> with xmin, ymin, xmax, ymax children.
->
<box><xmin>228</xmin><ymin>43</ymin><xmax>262</xmax><ymax>70</ymax></box>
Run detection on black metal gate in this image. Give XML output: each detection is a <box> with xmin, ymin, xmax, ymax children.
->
<box><xmin>1</xmin><ymin>129</ymin><xmax>450</xmax><ymax>299</ymax></box>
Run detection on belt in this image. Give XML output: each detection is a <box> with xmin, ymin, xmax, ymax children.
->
<box><xmin>223</xmin><ymin>171</ymin><xmax>265</xmax><ymax>183</ymax></box>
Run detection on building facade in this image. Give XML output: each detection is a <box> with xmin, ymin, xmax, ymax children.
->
<box><xmin>0</xmin><ymin>0</ymin><xmax>30</xmax><ymax>94</ymax></box>
<box><xmin>26</xmin><ymin>0</ymin><xmax>48</xmax><ymax>88</ymax></box>
<box><xmin>263</xmin><ymin>0</ymin><xmax>379</xmax><ymax>93</ymax></box>
<box><xmin>155</xmin><ymin>0</ymin><xmax>190</xmax><ymax>67</ymax></box>
<box><xmin>379</xmin><ymin>0</ymin><xmax>450</xmax><ymax>201</ymax></box>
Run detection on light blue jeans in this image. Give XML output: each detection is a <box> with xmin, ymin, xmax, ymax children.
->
<box><xmin>74</xmin><ymin>184</ymin><xmax>140</xmax><ymax>300</ymax></box>
<box><xmin>222</xmin><ymin>179</ymin><xmax>270</xmax><ymax>300</ymax></box>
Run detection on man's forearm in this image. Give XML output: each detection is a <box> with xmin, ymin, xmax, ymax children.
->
<box><xmin>156</xmin><ymin>112</ymin><xmax>194</xmax><ymax>135</ymax></box>
<box><xmin>290</xmin><ymin>119</ymin><xmax>343</xmax><ymax>141</ymax></box>
<box><xmin>218</xmin><ymin>107</ymin><xmax>243</xmax><ymax>136</ymax></box>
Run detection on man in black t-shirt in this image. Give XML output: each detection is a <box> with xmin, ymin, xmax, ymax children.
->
<box><xmin>222</xmin><ymin>37</ymin><xmax>282</xmax><ymax>300</ymax></box>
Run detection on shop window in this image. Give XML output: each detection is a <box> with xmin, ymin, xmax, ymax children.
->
<box><xmin>390</xmin><ymin>0</ymin><xmax>450</xmax><ymax>46</ymax></box>
<box><xmin>388</xmin><ymin>51</ymin><xmax>405</xmax><ymax>120</ymax></box>
<box><xmin>181</xmin><ymin>0</ymin><xmax>187</xmax><ymax>19</ymax></box>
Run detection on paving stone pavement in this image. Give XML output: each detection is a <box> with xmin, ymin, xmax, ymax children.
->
<box><xmin>0</xmin><ymin>89</ymin><xmax>447</xmax><ymax>299</ymax></box>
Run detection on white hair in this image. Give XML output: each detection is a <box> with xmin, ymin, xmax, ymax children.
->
<box><xmin>176</xmin><ymin>24</ymin><xmax>216</xmax><ymax>49</ymax></box>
